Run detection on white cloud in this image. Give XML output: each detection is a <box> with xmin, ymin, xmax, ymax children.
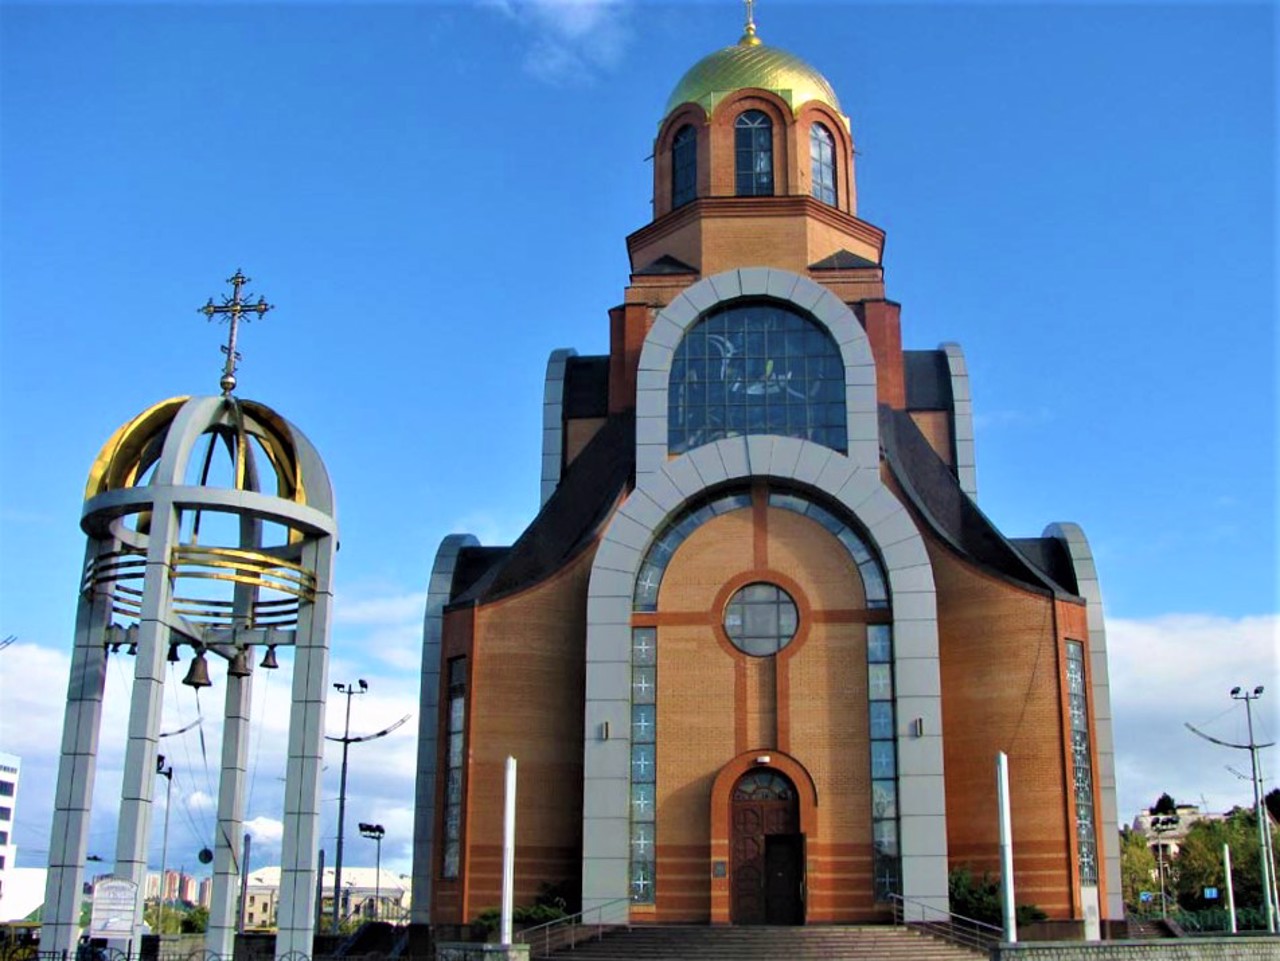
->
<box><xmin>1108</xmin><ymin>613</ymin><xmax>1279</xmax><ymax>821</ymax></box>
<box><xmin>484</xmin><ymin>0</ymin><xmax>632</xmax><ymax>85</ymax></box>
<box><xmin>448</xmin><ymin>509</ymin><xmax>531</xmax><ymax>549</ymax></box>
<box><xmin>6</xmin><ymin>609</ymin><xmax>1274</xmax><ymax>879</ymax></box>
<box><xmin>186</xmin><ymin>790</ymin><xmax>216</xmax><ymax>812</ymax></box>
<box><xmin>334</xmin><ymin>592</ymin><xmax>425</xmax><ymax>627</ymax></box>
<box><xmin>244</xmin><ymin>816</ymin><xmax>284</xmax><ymax>845</ymax></box>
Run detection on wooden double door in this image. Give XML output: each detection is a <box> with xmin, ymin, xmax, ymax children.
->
<box><xmin>730</xmin><ymin>770</ymin><xmax>805</xmax><ymax>925</ymax></box>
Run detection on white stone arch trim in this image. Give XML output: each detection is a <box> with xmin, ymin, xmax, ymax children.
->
<box><xmin>541</xmin><ymin>349</ymin><xmax>578</xmax><ymax>505</ymax></box>
<box><xmin>1044</xmin><ymin>522</ymin><xmax>1122</xmax><ymax>921</ymax></box>
<box><xmin>410</xmin><ymin>533</ymin><xmax>479</xmax><ymax>924</ymax></box>
<box><xmin>634</xmin><ymin>268</ymin><xmax>880</xmax><ymax>479</ymax></box>
<box><xmin>582</xmin><ymin>435</ymin><xmax>948</xmax><ymax>916</ymax></box>
<box><xmin>939</xmin><ymin>343</ymin><xmax>977</xmax><ymax>501</ymax></box>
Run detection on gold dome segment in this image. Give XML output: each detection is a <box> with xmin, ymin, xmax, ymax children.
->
<box><xmin>664</xmin><ymin>39</ymin><xmax>845</xmax><ymax>124</ymax></box>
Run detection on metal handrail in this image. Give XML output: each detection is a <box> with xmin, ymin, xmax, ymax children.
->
<box><xmin>514</xmin><ymin>896</ymin><xmax>632</xmax><ymax>957</ymax></box>
<box><xmin>889</xmin><ymin>892</ymin><xmax>1004</xmax><ymax>952</ymax></box>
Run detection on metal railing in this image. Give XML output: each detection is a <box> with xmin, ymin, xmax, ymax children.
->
<box><xmin>890</xmin><ymin>893</ymin><xmax>1004</xmax><ymax>953</ymax></box>
<box><xmin>514</xmin><ymin>897</ymin><xmax>632</xmax><ymax>958</ymax></box>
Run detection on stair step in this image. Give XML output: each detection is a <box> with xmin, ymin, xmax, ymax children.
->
<box><xmin>532</xmin><ymin>924</ymin><xmax>985</xmax><ymax>961</ymax></box>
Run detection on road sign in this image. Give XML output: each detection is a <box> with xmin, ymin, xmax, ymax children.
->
<box><xmin>1204</xmin><ymin>887</ymin><xmax>1219</xmax><ymax>900</ymax></box>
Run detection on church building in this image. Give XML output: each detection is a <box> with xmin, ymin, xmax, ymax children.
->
<box><xmin>410</xmin><ymin>13</ymin><xmax>1121</xmax><ymax>936</ymax></box>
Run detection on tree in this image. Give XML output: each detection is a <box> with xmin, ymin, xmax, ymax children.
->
<box><xmin>180</xmin><ymin>906</ymin><xmax>208</xmax><ymax>934</ymax></box>
<box><xmin>1266</xmin><ymin>787</ymin><xmax>1280</xmax><ymax>826</ymax></box>
<box><xmin>1152</xmin><ymin>793</ymin><xmax>1177</xmax><ymax>815</ymax></box>
<box><xmin>1120</xmin><ymin>827</ymin><xmax>1157</xmax><ymax>911</ymax></box>
<box><xmin>1174</xmin><ymin>807</ymin><xmax>1279</xmax><ymax>915</ymax></box>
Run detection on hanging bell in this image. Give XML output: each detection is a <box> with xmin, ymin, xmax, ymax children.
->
<box><xmin>260</xmin><ymin>644</ymin><xmax>279</xmax><ymax>670</ymax></box>
<box><xmin>227</xmin><ymin>649</ymin><xmax>252</xmax><ymax>678</ymax></box>
<box><xmin>127</xmin><ymin>641</ymin><xmax>138</xmax><ymax>656</ymax></box>
<box><xmin>167</xmin><ymin>643</ymin><xmax>181</xmax><ymax>663</ymax></box>
<box><xmin>182</xmin><ymin>651</ymin><xmax>213</xmax><ymax>688</ymax></box>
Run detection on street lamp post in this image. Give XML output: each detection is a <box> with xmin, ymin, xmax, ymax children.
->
<box><xmin>358</xmin><ymin>823</ymin><xmax>385</xmax><ymax>920</ymax></box>
<box><xmin>326</xmin><ymin>683</ymin><xmax>409</xmax><ymax>934</ymax></box>
<box><xmin>1231</xmin><ymin>685</ymin><xmax>1276</xmax><ymax>934</ymax></box>
<box><xmin>1150</xmin><ymin>814</ymin><xmax>1179</xmax><ymax>919</ymax></box>
<box><xmin>156</xmin><ymin>756</ymin><xmax>174</xmax><ymax>935</ymax></box>
<box><xmin>330</xmin><ymin>680</ymin><xmax>367</xmax><ymax>934</ymax></box>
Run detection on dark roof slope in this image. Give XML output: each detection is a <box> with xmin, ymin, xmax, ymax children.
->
<box><xmin>1010</xmin><ymin>538</ymin><xmax>1079</xmax><ymax>595</ymax></box>
<box><xmin>903</xmin><ymin>350</ymin><xmax>952</xmax><ymax>411</ymax></box>
<box><xmin>809</xmin><ymin>249</ymin><xmax>879</xmax><ymax>270</ymax></box>
<box><xmin>635</xmin><ymin>254</ymin><xmax>699</xmax><ymax>276</ymax></box>
<box><xmin>449</xmin><ymin>411</ymin><xmax>635</xmax><ymax>607</ymax></box>
<box><xmin>880</xmin><ymin>407</ymin><xmax>1079</xmax><ymax>599</ymax></box>
<box><xmin>451</xmin><ymin>546</ymin><xmax>510</xmax><ymax>601</ymax></box>
<box><xmin>565</xmin><ymin>355</ymin><xmax>609</xmax><ymax>419</ymax></box>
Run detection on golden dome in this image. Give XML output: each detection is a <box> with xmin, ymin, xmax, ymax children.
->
<box><xmin>664</xmin><ymin>37</ymin><xmax>844</xmax><ymax>122</ymax></box>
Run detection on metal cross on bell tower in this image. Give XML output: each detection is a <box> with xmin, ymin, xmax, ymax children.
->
<box><xmin>199</xmin><ymin>269</ymin><xmax>273</xmax><ymax>395</ymax></box>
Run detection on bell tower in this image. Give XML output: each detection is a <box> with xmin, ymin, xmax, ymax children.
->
<box><xmin>42</xmin><ymin>272</ymin><xmax>338</xmax><ymax>961</ymax></box>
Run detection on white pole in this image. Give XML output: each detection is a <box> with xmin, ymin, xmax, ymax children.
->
<box><xmin>501</xmin><ymin>756</ymin><xmax>517</xmax><ymax>946</ymax></box>
<box><xmin>1223</xmin><ymin>843</ymin><xmax>1236</xmax><ymax>934</ymax></box>
<box><xmin>997</xmin><ymin>752</ymin><xmax>1017</xmax><ymax>943</ymax></box>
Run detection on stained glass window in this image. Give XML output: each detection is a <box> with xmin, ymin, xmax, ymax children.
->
<box><xmin>1067</xmin><ymin>641</ymin><xmax>1099</xmax><ymax>884</ymax></box>
<box><xmin>630</xmin><ymin>628</ymin><xmax>657</xmax><ymax>902</ymax></box>
<box><xmin>442</xmin><ymin>656</ymin><xmax>466</xmax><ymax>879</ymax></box>
<box><xmin>732</xmin><ymin>771</ymin><xmax>795</xmax><ymax>801</ymax></box>
<box><xmin>867</xmin><ymin>623</ymin><xmax>899</xmax><ymax>900</ymax></box>
<box><xmin>669</xmin><ymin>302</ymin><xmax>847</xmax><ymax>456</ymax></box>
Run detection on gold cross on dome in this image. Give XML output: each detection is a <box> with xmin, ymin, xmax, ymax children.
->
<box><xmin>741</xmin><ymin>0</ymin><xmax>761</xmax><ymax>45</ymax></box>
<box><xmin>198</xmin><ymin>269</ymin><xmax>273</xmax><ymax>395</ymax></box>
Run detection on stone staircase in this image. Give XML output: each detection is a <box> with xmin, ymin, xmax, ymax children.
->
<box><xmin>531</xmin><ymin>924</ymin><xmax>986</xmax><ymax>960</ymax></box>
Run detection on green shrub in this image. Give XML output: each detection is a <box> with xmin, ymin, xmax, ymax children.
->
<box><xmin>948</xmin><ymin>865</ymin><xmax>1046</xmax><ymax>927</ymax></box>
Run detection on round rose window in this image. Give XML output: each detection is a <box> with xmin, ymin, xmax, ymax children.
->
<box><xmin>723</xmin><ymin>582</ymin><xmax>798</xmax><ymax>656</ymax></box>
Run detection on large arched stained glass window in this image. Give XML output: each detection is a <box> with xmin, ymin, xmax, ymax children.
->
<box><xmin>735</xmin><ymin>110</ymin><xmax>773</xmax><ymax>196</ymax></box>
<box><xmin>810</xmin><ymin>123</ymin><xmax>837</xmax><ymax>206</ymax></box>
<box><xmin>668</xmin><ymin>301</ymin><xmax>847</xmax><ymax>455</ymax></box>
<box><xmin>671</xmin><ymin>125</ymin><xmax>696</xmax><ymax>208</ymax></box>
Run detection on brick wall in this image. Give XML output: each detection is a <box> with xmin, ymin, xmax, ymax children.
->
<box><xmin>650</xmin><ymin>501</ymin><xmax>885</xmax><ymax>922</ymax></box>
<box><xmin>929</xmin><ymin>537</ymin><xmax>1076</xmax><ymax>916</ymax></box>
<box><xmin>446</xmin><ymin>548</ymin><xmax>595</xmax><ymax>923</ymax></box>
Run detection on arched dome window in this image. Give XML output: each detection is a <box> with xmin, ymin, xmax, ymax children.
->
<box><xmin>734</xmin><ymin>110</ymin><xmax>773</xmax><ymax>196</ymax></box>
<box><xmin>810</xmin><ymin>122</ymin><xmax>837</xmax><ymax>206</ymax></box>
<box><xmin>671</xmin><ymin>125</ymin><xmax>697</xmax><ymax>208</ymax></box>
<box><xmin>668</xmin><ymin>300</ymin><xmax>847</xmax><ymax>455</ymax></box>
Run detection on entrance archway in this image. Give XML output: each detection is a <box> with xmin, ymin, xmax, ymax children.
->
<box><xmin>730</xmin><ymin>770</ymin><xmax>804</xmax><ymax>925</ymax></box>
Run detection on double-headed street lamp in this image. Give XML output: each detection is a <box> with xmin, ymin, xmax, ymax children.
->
<box><xmin>327</xmin><ymin>681</ymin><xmax>409</xmax><ymax>933</ymax></box>
<box><xmin>330</xmin><ymin>680</ymin><xmax>367</xmax><ymax>932</ymax></box>
<box><xmin>359</xmin><ymin>823</ymin><xmax>385</xmax><ymax>919</ymax></box>
<box><xmin>1190</xmin><ymin>685</ymin><xmax>1278</xmax><ymax>934</ymax></box>
<box><xmin>1150</xmin><ymin>814</ymin><xmax>1179</xmax><ymax>918</ymax></box>
<box><xmin>1230</xmin><ymin>685</ymin><xmax>1277</xmax><ymax>934</ymax></box>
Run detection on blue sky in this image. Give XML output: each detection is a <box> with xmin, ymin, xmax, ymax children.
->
<box><xmin>0</xmin><ymin>0</ymin><xmax>1275</xmax><ymax>891</ymax></box>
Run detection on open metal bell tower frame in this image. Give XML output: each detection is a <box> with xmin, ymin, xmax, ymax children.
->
<box><xmin>43</xmin><ymin>394</ymin><xmax>337</xmax><ymax>961</ymax></box>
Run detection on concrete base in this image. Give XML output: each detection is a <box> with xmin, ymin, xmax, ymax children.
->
<box><xmin>992</xmin><ymin>938</ymin><xmax>1280</xmax><ymax>961</ymax></box>
<box><xmin>436</xmin><ymin>944</ymin><xmax>530</xmax><ymax>961</ymax></box>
